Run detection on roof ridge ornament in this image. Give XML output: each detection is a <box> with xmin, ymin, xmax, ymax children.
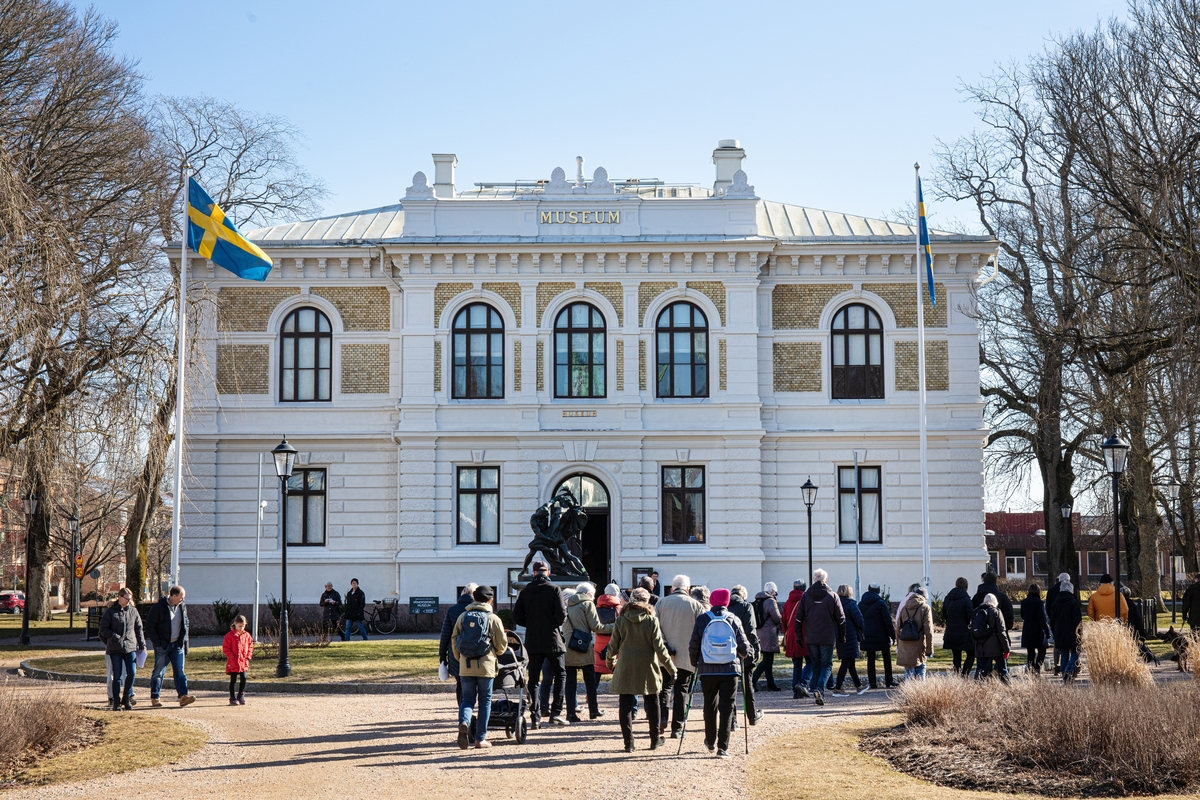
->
<box><xmin>405</xmin><ymin>171</ymin><xmax>434</xmax><ymax>199</ymax></box>
<box><xmin>586</xmin><ymin>167</ymin><xmax>614</xmax><ymax>194</ymax></box>
<box><xmin>544</xmin><ymin>166</ymin><xmax>571</xmax><ymax>195</ymax></box>
<box><xmin>724</xmin><ymin>169</ymin><xmax>757</xmax><ymax>199</ymax></box>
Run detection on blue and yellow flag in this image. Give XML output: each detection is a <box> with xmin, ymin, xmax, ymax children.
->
<box><xmin>916</xmin><ymin>177</ymin><xmax>936</xmax><ymax>308</ymax></box>
<box><xmin>187</xmin><ymin>178</ymin><xmax>272</xmax><ymax>281</ymax></box>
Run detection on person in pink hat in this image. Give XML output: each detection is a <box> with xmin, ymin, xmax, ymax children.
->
<box><xmin>687</xmin><ymin>587</ymin><xmax>750</xmax><ymax>759</ymax></box>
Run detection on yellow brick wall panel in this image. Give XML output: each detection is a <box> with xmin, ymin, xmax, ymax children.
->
<box><xmin>434</xmin><ymin>282</ymin><xmax>473</xmax><ymax>323</ymax></box>
<box><xmin>433</xmin><ymin>340</ymin><xmax>442</xmax><ymax>392</ymax></box>
<box><xmin>772</xmin><ymin>342</ymin><xmax>823</xmax><ymax>392</ymax></box>
<box><xmin>718</xmin><ymin>338</ymin><xmax>727</xmax><ymax>391</ymax></box>
<box><xmin>536</xmin><ymin>340</ymin><xmax>545</xmax><ymax>392</ymax></box>
<box><xmin>340</xmin><ymin>343</ymin><xmax>390</xmax><ymax>393</ymax></box>
<box><xmin>217</xmin><ymin>287</ymin><xmax>300</xmax><ymax>332</ymax></box>
<box><xmin>863</xmin><ymin>282</ymin><xmax>947</xmax><ymax>328</ymax></box>
<box><xmin>894</xmin><ymin>340</ymin><xmax>949</xmax><ymax>391</ymax></box>
<box><xmin>638</xmin><ymin>340</ymin><xmax>647</xmax><ymax>390</ymax></box>
<box><xmin>312</xmin><ymin>286</ymin><xmax>391</xmax><ymax>331</ymax></box>
<box><xmin>536</xmin><ymin>282</ymin><xmax>573</xmax><ymax>325</ymax></box>
<box><xmin>216</xmin><ymin>344</ymin><xmax>270</xmax><ymax>394</ymax></box>
<box><xmin>770</xmin><ymin>284</ymin><xmax>852</xmax><ymax>330</ymax></box>
<box><xmin>685</xmin><ymin>281</ymin><xmax>726</xmax><ymax>326</ymax></box>
<box><xmin>584</xmin><ymin>282</ymin><xmax>624</xmax><ymax>326</ymax></box>
<box><xmin>637</xmin><ymin>282</ymin><xmax>675</xmax><ymax>326</ymax></box>
<box><xmin>615</xmin><ymin>339</ymin><xmax>624</xmax><ymax>391</ymax></box>
<box><xmin>482</xmin><ymin>282</ymin><xmax>522</xmax><ymax>327</ymax></box>
<box><xmin>513</xmin><ymin>340</ymin><xmax>522</xmax><ymax>391</ymax></box>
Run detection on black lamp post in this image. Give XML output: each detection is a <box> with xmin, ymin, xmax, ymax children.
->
<box><xmin>19</xmin><ymin>492</ymin><xmax>38</xmax><ymax>646</ymax></box>
<box><xmin>67</xmin><ymin>513</ymin><xmax>79</xmax><ymax>629</ymax></box>
<box><xmin>801</xmin><ymin>478</ymin><xmax>818</xmax><ymax>582</ymax></box>
<box><xmin>1166</xmin><ymin>478</ymin><xmax>1181</xmax><ymax>624</ymax></box>
<box><xmin>271</xmin><ymin>437</ymin><xmax>297</xmax><ymax>678</ymax></box>
<box><xmin>1060</xmin><ymin>499</ymin><xmax>1073</xmax><ymax>581</ymax></box>
<box><xmin>1101</xmin><ymin>432</ymin><xmax>1130</xmax><ymax>621</ymax></box>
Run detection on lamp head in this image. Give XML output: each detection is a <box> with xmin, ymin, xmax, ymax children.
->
<box><xmin>68</xmin><ymin>513</ymin><xmax>80</xmax><ymax>533</ymax></box>
<box><xmin>22</xmin><ymin>492</ymin><xmax>37</xmax><ymax>516</ymax></box>
<box><xmin>271</xmin><ymin>437</ymin><xmax>298</xmax><ymax>479</ymax></box>
<box><xmin>1060</xmin><ymin>500</ymin><xmax>1072</xmax><ymax>519</ymax></box>
<box><xmin>1167</xmin><ymin>479</ymin><xmax>1181</xmax><ymax>502</ymax></box>
<box><xmin>1101</xmin><ymin>432</ymin><xmax>1129</xmax><ymax>475</ymax></box>
<box><xmin>801</xmin><ymin>477</ymin><xmax>817</xmax><ymax>508</ymax></box>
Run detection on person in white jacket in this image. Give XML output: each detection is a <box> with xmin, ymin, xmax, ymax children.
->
<box><xmin>655</xmin><ymin>574</ymin><xmax>704</xmax><ymax>738</ymax></box>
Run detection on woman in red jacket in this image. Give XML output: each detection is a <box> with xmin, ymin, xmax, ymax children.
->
<box><xmin>222</xmin><ymin>615</ymin><xmax>254</xmax><ymax>705</ymax></box>
<box><xmin>781</xmin><ymin>580</ymin><xmax>810</xmax><ymax>698</ymax></box>
<box><xmin>593</xmin><ymin>583</ymin><xmax>624</xmax><ymax>675</ymax></box>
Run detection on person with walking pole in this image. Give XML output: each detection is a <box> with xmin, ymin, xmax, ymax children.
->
<box><xmin>687</xmin><ymin>588</ymin><xmax>749</xmax><ymax>760</ymax></box>
<box><xmin>676</xmin><ymin>671</ymin><xmax>699</xmax><ymax>755</ymax></box>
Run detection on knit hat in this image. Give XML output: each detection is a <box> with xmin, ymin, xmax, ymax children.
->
<box><xmin>710</xmin><ymin>588</ymin><xmax>731</xmax><ymax>607</ymax></box>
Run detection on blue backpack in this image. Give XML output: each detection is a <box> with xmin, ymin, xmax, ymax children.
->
<box><xmin>700</xmin><ymin>612</ymin><xmax>738</xmax><ymax>664</ymax></box>
<box><xmin>455</xmin><ymin>610</ymin><xmax>493</xmax><ymax>665</ymax></box>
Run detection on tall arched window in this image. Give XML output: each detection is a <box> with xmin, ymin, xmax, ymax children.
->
<box><xmin>831</xmin><ymin>303</ymin><xmax>883</xmax><ymax>399</ymax></box>
<box><xmin>656</xmin><ymin>302</ymin><xmax>708</xmax><ymax>398</ymax></box>
<box><xmin>280</xmin><ymin>307</ymin><xmax>332</xmax><ymax>401</ymax></box>
<box><xmin>554</xmin><ymin>302</ymin><xmax>606</xmax><ymax>398</ymax></box>
<box><xmin>452</xmin><ymin>303</ymin><xmax>504</xmax><ymax>399</ymax></box>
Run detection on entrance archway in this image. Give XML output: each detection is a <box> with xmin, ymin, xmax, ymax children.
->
<box><xmin>552</xmin><ymin>473</ymin><xmax>610</xmax><ymax>586</ymax></box>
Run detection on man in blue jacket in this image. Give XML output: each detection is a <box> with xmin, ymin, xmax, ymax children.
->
<box><xmin>439</xmin><ymin>582</ymin><xmax>479</xmax><ymax>705</ymax></box>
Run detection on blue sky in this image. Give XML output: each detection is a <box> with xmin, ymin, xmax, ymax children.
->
<box><xmin>85</xmin><ymin>0</ymin><xmax>1126</xmax><ymax>232</ymax></box>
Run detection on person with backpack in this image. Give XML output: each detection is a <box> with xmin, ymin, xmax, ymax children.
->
<box><xmin>942</xmin><ymin>577</ymin><xmax>975</xmax><ymax>676</ymax></box>
<box><xmin>562</xmin><ymin>581</ymin><xmax>613</xmax><ymax>722</ymax></box>
<box><xmin>782</xmin><ymin>580</ymin><xmax>811</xmax><ymax>698</ymax></box>
<box><xmin>451</xmin><ymin>585</ymin><xmax>508</xmax><ymax>750</ymax></box>
<box><xmin>607</xmin><ymin>587</ymin><xmax>675</xmax><ymax>752</ymax></box>
<box><xmin>859</xmin><ymin>583</ymin><xmax>896</xmax><ymax>689</ymax></box>
<box><xmin>687</xmin><ymin>588</ymin><xmax>750</xmax><ymax>760</ymax></box>
<box><xmin>657</xmin><ymin>574</ymin><xmax>704</xmax><ymax>737</ymax></box>
<box><xmin>794</xmin><ymin>569</ymin><xmax>846</xmax><ymax>705</ymax></box>
<box><xmin>751</xmin><ymin>582</ymin><xmax>783</xmax><ymax>692</ymax></box>
<box><xmin>1020</xmin><ymin>584</ymin><xmax>1051</xmax><ymax>674</ymax></box>
<box><xmin>1047</xmin><ymin>578</ymin><xmax>1082</xmax><ymax>682</ymax></box>
<box><xmin>833</xmin><ymin>585</ymin><xmax>867</xmax><ymax>694</ymax></box>
<box><xmin>895</xmin><ymin>586</ymin><xmax>934</xmax><ymax>681</ymax></box>
<box><xmin>513</xmin><ymin>561</ymin><xmax>568</xmax><ymax>728</ymax></box>
<box><xmin>973</xmin><ymin>572</ymin><xmax>1015</xmax><ymax>630</ymax></box>
<box><xmin>728</xmin><ymin>586</ymin><xmax>762</xmax><ymax>728</ymax></box>
<box><xmin>439</xmin><ymin>583</ymin><xmax>479</xmax><ymax>705</ymax></box>
<box><xmin>594</xmin><ymin>583</ymin><xmax>623</xmax><ymax>677</ymax></box>
<box><xmin>972</xmin><ymin>593</ymin><xmax>1011</xmax><ymax>682</ymax></box>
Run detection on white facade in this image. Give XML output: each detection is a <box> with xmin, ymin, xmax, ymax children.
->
<box><xmin>179</xmin><ymin>142</ymin><xmax>996</xmax><ymax>605</ymax></box>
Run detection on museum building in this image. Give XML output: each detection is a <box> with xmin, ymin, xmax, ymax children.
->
<box><xmin>178</xmin><ymin>141</ymin><xmax>997</xmax><ymax>605</ymax></box>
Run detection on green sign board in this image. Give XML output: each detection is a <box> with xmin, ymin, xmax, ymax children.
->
<box><xmin>409</xmin><ymin>596</ymin><xmax>440</xmax><ymax>615</ymax></box>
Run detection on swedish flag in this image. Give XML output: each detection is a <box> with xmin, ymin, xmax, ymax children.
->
<box><xmin>916</xmin><ymin>177</ymin><xmax>936</xmax><ymax>308</ymax></box>
<box><xmin>187</xmin><ymin>178</ymin><xmax>272</xmax><ymax>281</ymax></box>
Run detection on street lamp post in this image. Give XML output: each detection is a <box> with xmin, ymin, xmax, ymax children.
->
<box><xmin>1166</xmin><ymin>478</ymin><xmax>1181</xmax><ymax>624</ymax></box>
<box><xmin>1061</xmin><ymin>500</ymin><xmax>1073</xmax><ymax>581</ymax></box>
<box><xmin>271</xmin><ymin>437</ymin><xmax>298</xmax><ymax>678</ymax></box>
<box><xmin>802</xmin><ymin>478</ymin><xmax>817</xmax><ymax>582</ymax></box>
<box><xmin>1101</xmin><ymin>433</ymin><xmax>1130</xmax><ymax>622</ymax></box>
<box><xmin>19</xmin><ymin>492</ymin><xmax>38</xmax><ymax>647</ymax></box>
<box><xmin>67</xmin><ymin>513</ymin><xmax>79</xmax><ymax>629</ymax></box>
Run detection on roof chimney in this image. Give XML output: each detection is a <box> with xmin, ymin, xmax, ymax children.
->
<box><xmin>575</xmin><ymin>156</ymin><xmax>585</xmax><ymax>187</ymax></box>
<box><xmin>432</xmin><ymin>153</ymin><xmax>457</xmax><ymax>198</ymax></box>
<box><xmin>712</xmin><ymin>139</ymin><xmax>745</xmax><ymax>195</ymax></box>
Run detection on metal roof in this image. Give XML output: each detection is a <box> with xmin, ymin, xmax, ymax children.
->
<box><xmin>246</xmin><ymin>204</ymin><xmax>405</xmax><ymax>245</ymax></box>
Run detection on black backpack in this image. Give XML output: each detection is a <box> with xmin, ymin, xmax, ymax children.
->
<box><xmin>753</xmin><ymin>597</ymin><xmax>768</xmax><ymax>628</ymax></box>
<box><xmin>898</xmin><ymin>608</ymin><xmax>923</xmax><ymax>641</ymax></box>
<box><xmin>455</xmin><ymin>609</ymin><xmax>493</xmax><ymax>663</ymax></box>
<box><xmin>970</xmin><ymin>607</ymin><xmax>995</xmax><ymax>642</ymax></box>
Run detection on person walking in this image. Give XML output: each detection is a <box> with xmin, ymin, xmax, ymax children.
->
<box><xmin>942</xmin><ymin>577</ymin><xmax>975</xmax><ymax>676</ymax></box>
<box><xmin>895</xmin><ymin>586</ymin><xmax>934</xmax><ymax>681</ymax></box>
<box><xmin>222</xmin><ymin>614</ymin><xmax>253</xmax><ymax>706</ymax></box>
<box><xmin>439</xmin><ymin>583</ymin><xmax>479</xmax><ymax>705</ymax></box>
<box><xmin>1044</xmin><ymin>572</ymin><xmax>1071</xmax><ymax>675</ymax></box>
<box><xmin>319</xmin><ymin>582</ymin><xmax>342</xmax><ymax>635</ymax></box>
<box><xmin>145</xmin><ymin>585</ymin><xmax>194</xmax><ymax>708</ymax></box>
<box><xmin>1048</xmin><ymin>578</ymin><xmax>1082</xmax><ymax>682</ymax></box>
<box><xmin>513</xmin><ymin>561</ymin><xmax>568</xmax><ymax>727</ymax></box>
<box><xmin>451</xmin><ymin>585</ymin><xmax>508</xmax><ymax>750</ymax></box>
<box><xmin>1019</xmin><ymin>584</ymin><xmax>1051</xmax><ymax>674</ymax></box>
<box><xmin>98</xmin><ymin>588</ymin><xmax>145</xmax><ymax>711</ymax></box>
<box><xmin>657</xmin><ymin>574</ymin><xmax>704</xmax><ymax>737</ymax></box>
<box><xmin>607</xmin><ymin>587</ymin><xmax>675</xmax><ymax>752</ymax></box>
<box><xmin>562</xmin><ymin>581</ymin><xmax>612</xmax><ymax>722</ymax></box>
<box><xmin>752</xmin><ymin>582</ymin><xmax>783</xmax><ymax>692</ymax></box>
<box><xmin>728</xmin><ymin>586</ymin><xmax>762</xmax><ymax>727</ymax></box>
<box><xmin>973</xmin><ymin>572</ymin><xmax>1015</xmax><ymax>630</ymax></box>
<box><xmin>341</xmin><ymin>578</ymin><xmax>368</xmax><ymax>640</ymax></box>
<box><xmin>690</xmin><ymin>585</ymin><xmax>711</xmax><ymax>611</ymax></box>
<box><xmin>1183</xmin><ymin>574</ymin><xmax>1200</xmax><ymax>630</ymax></box>
<box><xmin>687</xmin><ymin>588</ymin><xmax>750</xmax><ymax>760</ymax></box>
<box><xmin>833</xmin><ymin>585</ymin><xmax>867</xmax><ymax>694</ymax></box>
<box><xmin>649</xmin><ymin>570</ymin><xmax>663</xmax><ymax>598</ymax></box>
<box><xmin>972</xmin><ymin>593</ymin><xmax>1011</xmax><ymax>682</ymax></box>
<box><xmin>794</xmin><ymin>569</ymin><xmax>845</xmax><ymax>705</ymax></box>
<box><xmin>859</xmin><ymin>583</ymin><xmax>896</xmax><ymax>689</ymax></box>
<box><xmin>594</xmin><ymin>583</ymin><xmax>623</xmax><ymax>677</ymax></box>
<box><xmin>782</xmin><ymin>580</ymin><xmax>811</xmax><ymax>698</ymax></box>
<box><xmin>1086</xmin><ymin>574</ymin><xmax>1129</xmax><ymax>622</ymax></box>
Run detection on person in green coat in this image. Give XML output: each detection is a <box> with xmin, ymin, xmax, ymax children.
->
<box><xmin>606</xmin><ymin>587</ymin><xmax>676</xmax><ymax>752</ymax></box>
<box><xmin>562</xmin><ymin>582</ymin><xmax>613</xmax><ymax>722</ymax></box>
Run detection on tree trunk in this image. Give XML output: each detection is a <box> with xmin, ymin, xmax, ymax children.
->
<box><xmin>124</xmin><ymin>381</ymin><xmax>175</xmax><ymax>602</ymax></box>
<box><xmin>26</xmin><ymin>474</ymin><xmax>53</xmax><ymax>621</ymax></box>
<box><xmin>1035</xmin><ymin>350</ymin><xmax>1080</xmax><ymax>585</ymax></box>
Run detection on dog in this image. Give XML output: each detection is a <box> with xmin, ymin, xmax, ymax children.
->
<box><xmin>1163</xmin><ymin>626</ymin><xmax>1192</xmax><ymax>673</ymax></box>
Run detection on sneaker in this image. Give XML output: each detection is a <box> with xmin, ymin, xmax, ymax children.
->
<box><xmin>128</xmin><ymin>699</ymin><xmax>137</xmax><ymax>707</ymax></box>
<box><xmin>458</xmin><ymin>724</ymin><xmax>470</xmax><ymax>750</ymax></box>
<box><xmin>178</xmin><ymin>695</ymin><xmax>195</xmax><ymax>707</ymax></box>
<box><xmin>624</xmin><ymin>742</ymin><xmax>635</xmax><ymax>753</ymax></box>
<box><xmin>814</xmin><ymin>691</ymin><xmax>825</xmax><ymax>706</ymax></box>
<box><xmin>474</xmin><ymin>739</ymin><xmax>491</xmax><ymax>749</ymax></box>
<box><xmin>589</xmin><ymin>710</ymin><xmax>605</xmax><ymax>719</ymax></box>
<box><xmin>237</xmin><ymin>695</ymin><xmax>246</xmax><ymax>705</ymax></box>
<box><xmin>649</xmin><ymin>739</ymin><xmax>662</xmax><ymax>751</ymax></box>
<box><xmin>831</xmin><ymin>690</ymin><xmax>849</xmax><ymax>698</ymax></box>
<box><xmin>704</xmin><ymin>741</ymin><xmax>715</xmax><ymax>753</ymax></box>
<box><xmin>549</xmin><ymin>716</ymin><xmax>569</xmax><ymax>726</ymax></box>
<box><xmin>150</xmin><ymin>698</ymin><xmax>162</xmax><ymax>708</ymax></box>
<box><xmin>717</xmin><ymin>749</ymin><xmax>731</xmax><ymax>760</ymax></box>
<box><xmin>229</xmin><ymin>697</ymin><xmax>239</xmax><ymax>706</ymax></box>
<box><xmin>749</xmin><ymin>711</ymin><xmax>763</xmax><ymax>725</ymax></box>
<box><xmin>566</xmin><ymin>714</ymin><xmax>583</xmax><ymax>723</ymax></box>
<box><xmin>857</xmin><ymin>685</ymin><xmax>869</xmax><ymax>695</ymax></box>
<box><xmin>795</xmin><ymin>686</ymin><xmax>810</xmax><ymax>699</ymax></box>
<box><xmin>670</xmin><ymin>729</ymin><xmax>680</xmax><ymax>739</ymax></box>
<box><xmin>731</xmin><ymin>717</ymin><xmax>738</xmax><ymax>731</ymax></box>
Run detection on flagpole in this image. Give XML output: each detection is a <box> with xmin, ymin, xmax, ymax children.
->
<box><xmin>169</xmin><ymin>166</ymin><xmax>191</xmax><ymax>588</ymax></box>
<box><xmin>914</xmin><ymin>163</ymin><xmax>932</xmax><ymax>590</ymax></box>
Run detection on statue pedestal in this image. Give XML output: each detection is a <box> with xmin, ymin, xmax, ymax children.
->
<box><xmin>510</xmin><ymin>574</ymin><xmax>588</xmax><ymax>593</ymax></box>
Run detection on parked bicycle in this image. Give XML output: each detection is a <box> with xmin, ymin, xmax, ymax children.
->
<box><xmin>365</xmin><ymin>599</ymin><xmax>399</xmax><ymax>635</ymax></box>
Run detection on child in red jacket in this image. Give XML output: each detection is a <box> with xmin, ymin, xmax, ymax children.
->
<box><xmin>222</xmin><ymin>615</ymin><xmax>254</xmax><ymax>705</ymax></box>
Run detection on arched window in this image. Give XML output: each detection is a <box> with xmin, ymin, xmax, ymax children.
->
<box><xmin>554</xmin><ymin>302</ymin><xmax>606</xmax><ymax>398</ymax></box>
<box><xmin>831</xmin><ymin>303</ymin><xmax>883</xmax><ymax>399</ymax></box>
<box><xmin>553</xmin><ymin>473</ymin><xmax>609</xmax><ymax>509</ymax></box>
<box><xmin>656</xmin><ymin>302</ymin><xmax>708</xmax><ymax>398</ymax></box>
<box><xmin>280</xmin><ymin>307</ymin><xmax>332</xmax><ymax>401</ymax></box>
<box><xmin>452</xmin><ymin>303</ymin><xmax>504</xmax><ymax>399</ymax></box>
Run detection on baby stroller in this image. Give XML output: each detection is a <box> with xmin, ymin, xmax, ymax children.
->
<box><xmin>469</xmin><ymin>630</ymin><xmax>530</xmax><ymax>744</ymax></box>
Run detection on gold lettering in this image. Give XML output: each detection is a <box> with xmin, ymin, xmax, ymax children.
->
<box><xmin>555</xmin><ymin>212</ymin><xmax>566</xmax><ymax>223</ymax></box>
<box><xmin>607</xmin><ymin>211</ymin><xmax>620</xmax><ymax>224</ymax></box>
<box><xmin>569</xmin><ymin>211</ymin><xmax>578</xmax><ymax>224</ymax></box>
<box><xmin>581</xmin><ymin>211</ymin><xmax>590</xmax><ymax>223</ymax></box>
<box><xmin>540</xmin><ymin>211</ymin><xmax>552</xmax><ymax>224</ymax></box>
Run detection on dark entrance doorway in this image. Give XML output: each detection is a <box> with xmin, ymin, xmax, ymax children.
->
<box><xmin>553</xmin><ymin>473</ymin><xmax>610</xmax><ymax>586</ymax></box>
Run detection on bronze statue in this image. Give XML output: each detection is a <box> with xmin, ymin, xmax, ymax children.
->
<box><xmin>522</xmin><ymin>486</ymin><xmax>589</xmax><ymax>578</ymax></box>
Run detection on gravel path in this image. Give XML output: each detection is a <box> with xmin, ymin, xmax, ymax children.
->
<box><xmin>4</xmin><ymin>675</ymin><xmax>894</xmax><ymax>800</ymax></box>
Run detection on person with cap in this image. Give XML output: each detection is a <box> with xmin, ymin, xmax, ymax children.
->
<box><xmin>859</xmin><ymin>582</ymin><xmax>896</xmax><ymax>689</ymax></box>
<box><xmin>728</xmin><ymin>585</ymin><xmax>762</xmax><ymax>727</ymax></box>
<box><xmin>319</xmin><ymin>582</ymin><xmax>342</xmax><ymax>635</ymax></box>
<box><xmin>657</xmin><ymin>574</ymin><xmax>704</xmax><ymax>737</ymax></box>
<box><xmin>794</xmin><ymin>569</ymin><xmax>845</xmax><ymax>705</ymax></box>
<box><xmin>439</xmin><ymin>582</ymin><xmax>479</xmax><ymax>705</ymax></box>
<box><xmin>973</xmin><ymin>571</ymin><xmax>1015</xmax><ymax>630</ymax></box>
<box><xmin>895</xmin><ymin>586</ymin><xmax>935</xmax><ymax>681</ymax></box>
<box><xmin>513</xmin><ymin>560</ymin><xmax>568</xmax><ymax>727</ymax></box>
<box><xmin>450</xmin><ymin>585</ymin><xmax>507</xmax><ymax>750</ymax></box>
<box><xmin>607</xmin><ymin>587</ymin><xmax>675</xmax><ymax>752</ymax></box>
<box><xmin>1087</xmin><ymin>574</ymin><xmax>1129</xmax><ymax>622</ymax></box>
<box><xmin>782</xmin><ymin>580</ymin><xmax>811</xmax><ymax>698</ymax></box>
<box><xmin>687</xmin><ymin>588</ymin><xmax>750</xmax><ymax>760</ymax></box>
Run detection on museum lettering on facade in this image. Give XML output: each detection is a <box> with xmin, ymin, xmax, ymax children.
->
<box><xmin>177</xmin><ymin>140</ymin><xmax>996</xmax><ymax>603</ymax></box>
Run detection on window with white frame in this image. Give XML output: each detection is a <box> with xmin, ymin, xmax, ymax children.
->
<box><xmin>285</xmin><ymin>468</ymin><xmax>326</xmax><ymax>545</ymax></box>
<box><xmin>838</xmin><ymin>465</ymin><xmax>882</xmax><ymax>543</ymax></box>
<box><xmin>1006</xmin><ymin>553</ymin><xmax>1027</xmax><ymax>578</ymax></box>
<box><xmin>457</xmin><ymin>466</ymin><xmax>500</xmax><ymax>544</ymax></box>
<box><xmin>1087</xmin><ymin>551</ymin><xmax>1109</xmax><ymax>576</ymax></box>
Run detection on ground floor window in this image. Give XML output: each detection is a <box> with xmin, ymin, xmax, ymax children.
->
<box><xmin>988</xmin><ymin>551</ymin><xmax>999</xmax><ymax>574</ymax></box>
<box><xmin>662</xmin><ymin>466</ymin><xmax>704</xmax><ymax>544</ymax></box>
<box><xmin>838</xmin><ymin>465</ymin><xmax>882</xmax><ymax>543</ymax></box>
<box><xmin>285</xmin><ymin>468</ymin><xmax>326</xmax><ymax>545</ymax></box>
<box><xmin>1087</xmin><ymin>551</ymin><xmax>1108</xmax><ymax>576</ymax></box>
<box><xmin>457</xmin><ymin>466</ymin><xmax>499</xmax><ymax>544</ymax></box>
<box><xmin>1032</xmin><ymin>550</ymin><xmax>1049</xmax><ymax>576</ymax></box>
<box><xmin>1006</xmin><ymin>553</ymin><xmax>1027</xmax><ymax>579</ymax></box>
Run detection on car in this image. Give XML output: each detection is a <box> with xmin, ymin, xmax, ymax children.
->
<box><xmin>0</xmin><ymin>591</ymin><xmax>25</xmax><ymax>614</ymax></box>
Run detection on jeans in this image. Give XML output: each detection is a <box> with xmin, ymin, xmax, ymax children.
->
<box><xmin>903</xmin><ymin>663</ymin><xmax>927</xmax><ymax>681</ymax></box>
<box><xmin>1056</xmin><ymin>648</ymin><xmax>1079</xmax><ymax>679</ymax></box>
<box><xmin>976</xmin><ymin>656</ymin><xmax>1009</xmax><ymax>683</ymax></box>
<box><xmin>459</xmin><ymin>676</ymin><xmax>493</xmax><ymax>742</ymax></box>
<box><xmin>342</xmin><ymin>620</ymin><xmax>368</xmax><ymax>640</ymax></box>
<box><xmin>835</xmin><ymin>657</ymin><xmax>861</xmax><ymax>689</ymax></box>
<box><xmin>619</xmin><ymin>693</ymin><xmax>660</xmax><ymax>746</ymax></box>
<box><xmin>752</xmin><ymin>651</ymin><xmax>778</xmax><ymax>688</ymax></box>
<box><xmin>105</xmin><ymin>654</ymin><xmax>137</xmax><ymax>702</ymax></box>
<box><xmin>565</xmin><ymin>665</ymin><xmax>599</xmax><ymax>717</ymax></box>
<box><xmin>700</xmin><ymin>675</ymin><xmax>737</xmax><ymax>751</ymax></box>
<box><xmin>951</xmin><ymin>649</ymin><xmax>975</xmax><ymax>676</ymax></box>
<box><xmin>527</xmin><ymin>652</ymin><xmax>565</xmax><ymax>722</ymax></box>
<box><xmin>110</xmin><ymin>651</ymin><xmax>136</xmax><ymax>705</ymax></box>
<box><xmin>671</xmin><ymin>668</ymin><xmax>694</xmax><ymax>732</ymax></box>
<box><xmin>867</xmin><ymin>648</ymin><xmax>894</xmax><ymax>687</ymax></box>
<box><xmin>807</xmin><ymin>644</ymin><xmax>834</xmax><ymax>695</ymax></box>
<box><xmin>150</xmin><ymin>643</ymin><xmax>189</xmax><ymax>699</ymax></box>
<box><xmin>791</xmin><ymin>657</ymin><xmax>808</xmax><ymax>689</ymax></box>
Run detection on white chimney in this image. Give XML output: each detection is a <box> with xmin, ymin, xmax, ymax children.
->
<box><xmin>712</xmin><ymin>139</ymin><xmax>745</xmax><ymax>195</ymax></box>
<box><xmin>432</xmin><ymin>153</ymin><xmax>457</xmax><ymax>198</ymax></box>
<box><xmin>575</xmin><ymin>156</ymin><xmax>585</xmax><ymax>187</ymax></box>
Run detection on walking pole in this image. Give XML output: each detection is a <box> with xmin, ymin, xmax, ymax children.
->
<box><xmin>676</xmin><ymin>671</ymin><xmax>699</xmax><ymax>755</ymax></box>
<box><xmin>742</xmin><ymin>668</ymin><xmax>749</xmax><ymax>755</ymax></box>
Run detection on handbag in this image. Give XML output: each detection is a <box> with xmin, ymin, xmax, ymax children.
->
<box><xmin>567</xmin><ymin>627</ymin><xmax>593</xmax><ymax>653</ymax></box>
